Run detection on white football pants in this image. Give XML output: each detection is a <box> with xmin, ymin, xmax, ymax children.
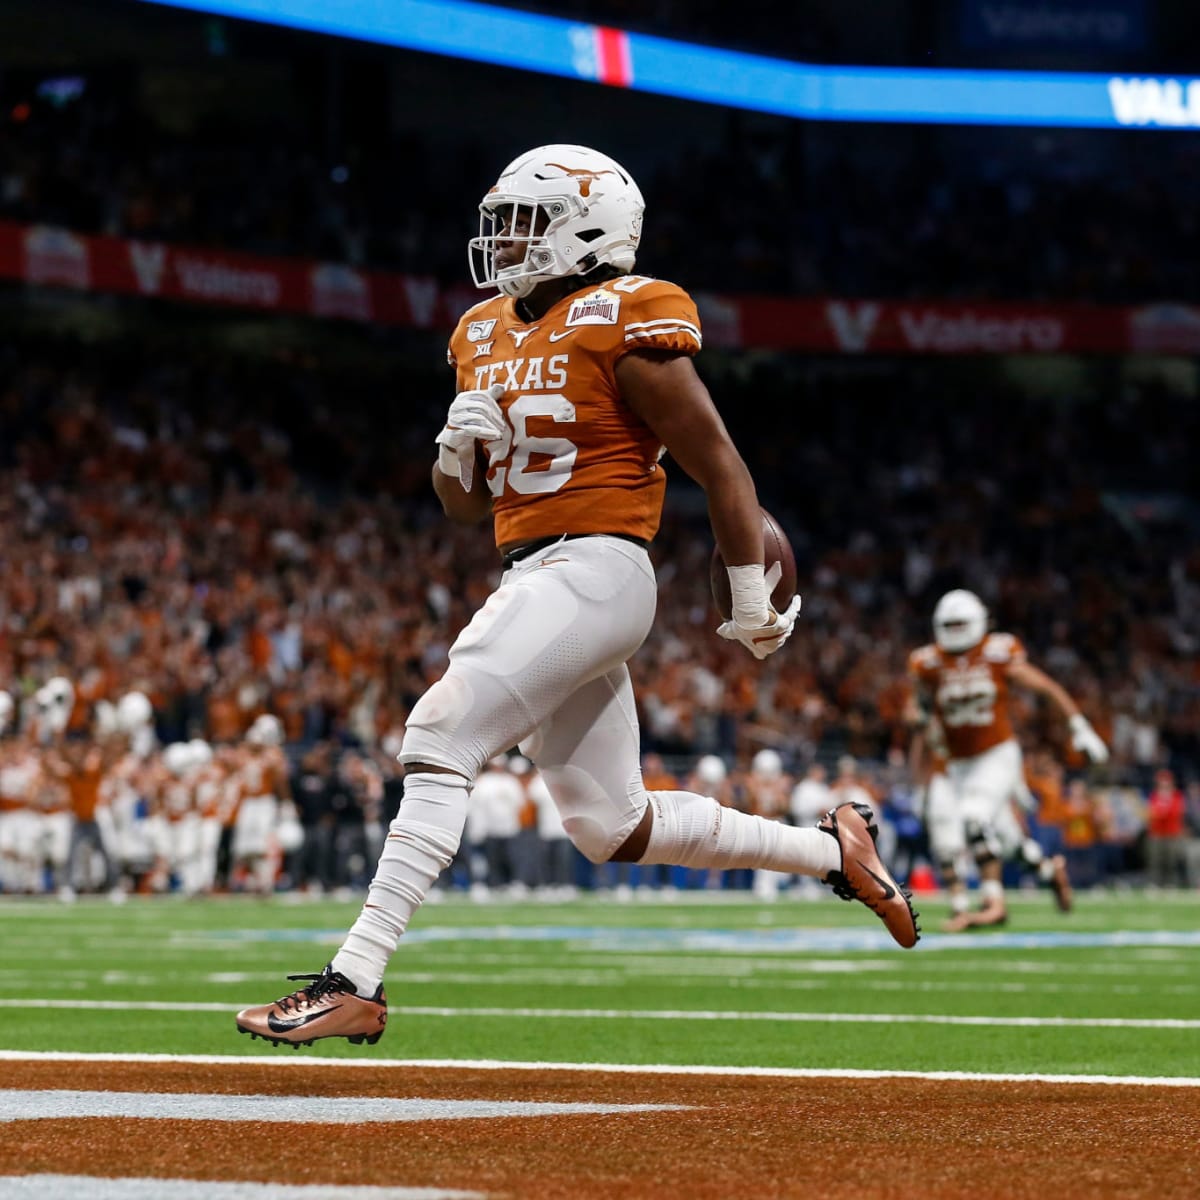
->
<box><xmin>401</xmin><ymin>534</ymin><xmax>658</xmax><ymax>861</ymax></box>
<box><xmin>946</xmin><ymin>738</ymin><xmax>1029</xmax><ymax>860</ymax></box>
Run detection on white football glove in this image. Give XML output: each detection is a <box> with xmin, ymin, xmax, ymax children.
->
<box><xmin>435</xmin><ymin>384</ymin><xmax>506</xmax><ymax>489</ymax></box>
<box><xmin>716</xmin><ymin>562</ymin><xmax>803</xmax><ymax>660</ymax></box>
<box><xmin>1069</xmin><ymin>713</ymin><xmax>1109</xmax><ymax>764</ymax></box>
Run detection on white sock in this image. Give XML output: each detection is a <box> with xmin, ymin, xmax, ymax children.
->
<box><xmin>331</xmin><ymin>772</ymin><xmax>468</xmax><ymax>994</ymax></box>
<box><xmin>637</xmin><ymin>791</ymin><xmax>841</xmax><ymax>878</ymax></box>
<box><xmin>980</xmin><ymin>878</ymin><xmax>1005</xmax><ymax>904</ymax></box>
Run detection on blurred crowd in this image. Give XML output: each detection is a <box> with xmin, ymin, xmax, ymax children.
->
<box><xmin>3</xmin><ymin>338</ymin><xmax>1198</xmax><ymax>776</ymax></box>
<box><xmin>0</xmin><ymin>332</ymin><xmax>1197</xmax><ymax>898</ymax></box>
<box><xmin>4</xmin><ymin>76</ymin><xmax>1200</xmax><ymax>303</ymax></box>
<box><xmin>4</xmin><ymin>717</ymin><xmax>1198</xmax><ymax>901</ymax></box>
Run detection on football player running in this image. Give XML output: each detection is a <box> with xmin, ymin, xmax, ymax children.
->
<box><xmin>908</xmin><ymin>589</ymin><xmax>1108</xmax><ymax>932</ymax></box>
<box><xmin>237</xmin><ymin>145</ymin><xmax>918</xmax><ymax>1049</ymax></box>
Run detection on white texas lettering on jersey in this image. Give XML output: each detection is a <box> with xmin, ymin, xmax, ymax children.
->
<box><xmin>474</xmin><ymin>354</ymin><xmax>569</xmax><ymax>392</ymax></box>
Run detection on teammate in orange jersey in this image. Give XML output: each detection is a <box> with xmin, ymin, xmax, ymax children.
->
<box><xmin>237</xmin><ymin>144</ymin><xmax>917</xmax><ymax>1049</ymax></box>
<box><xmin>908</xmin><ymin>589</ymin><xmax>1108</xmax><ymax>931</ymax></box>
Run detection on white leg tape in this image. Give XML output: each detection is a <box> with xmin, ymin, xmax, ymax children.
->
<box><xmin>638</xmin><ymin>791</ymin><xmax>840</xmax><ymax>878</ymax></box>
<box><xmin>332</xmin><ymin>772</ymin><xmax>468</xmax><ymax>994</ymax></box>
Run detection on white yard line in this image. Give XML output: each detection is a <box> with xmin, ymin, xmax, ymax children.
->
<box><xmin>0</xmin><ymin>1177</ymin><xmax>482</xmax><ymax>1200</ymax></box>
<box><xmin>0</xmin><ymin>1090</ymin><xmax>689</xmax><ymax>1124</ymax></box>
<box><xmin>0</xmin><ymin>1050</ymin><xmax>1196</xmax><ymax>1088</ymax></box>
<box><xmin>0</xmin><ymin>997</ymin><xmax>1195</xmax><ymax>1028</ymax></box>
<box><xmin>2</xmin><ymin>971</ymin><xmax>1192</xmax><ymax>997</ymax></box>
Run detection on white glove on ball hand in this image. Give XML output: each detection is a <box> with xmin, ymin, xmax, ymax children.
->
<box><xmin>435</xmin><ymin>384</ymin><xmax>506</xmax><ymax>489</ymax></box>
<box><xmin>1069</xmin><ymin>713</ymin><xmax>1109</xmax><ymax>764</ymax></box>
<box><xmin>717</xmin><ymin>562</ymin><xmax>803</xmax><ymax>660</ymax></box>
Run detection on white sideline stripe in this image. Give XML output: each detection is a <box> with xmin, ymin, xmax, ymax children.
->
<box><xmin>0</xmin><ymin>1178</ymin><xmax>482</xmax><ymax>1200</ymax></box>
<box><xmin>0</xmin><ymin>998</ymin><xmax>1195</xmax><ymax>1030</ymax></box>
<box><xmin>0</xmin><ymin>1090</ymin><xmax>687</xmax><ymax>1124</ymax></box>
<box><xmin>0</xmin><ymin>1052</ymin><xmax>1197</xmax><ymax>1089</ymax></box>
<box><xmin>373</xmin><ymin>1005</ymin><xmax>1200</xmax><ymax>1031</ymax></box>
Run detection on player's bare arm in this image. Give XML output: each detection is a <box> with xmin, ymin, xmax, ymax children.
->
<box><xmin>904</xmin><ymin>683</ymin><xmax>930</xmax><ymax>730</ymax></box>
<box><xmin>907</xmin><ymin>727</ymin><xmax>930</xmax><ymax>780</ymax></box>
<box><xmin>431</xmin><ymin>450</ymin><xmax>492</xmax><ymax>524</ymax></box>
<box><xmin>904</xmin><ymin>686</ymin><xmax>933</xmax><ymax>778</ymax></box>
<box><xmin>615</xmin><ymin>350</ymin><xmax>763</xmax><ymax>568</ymax></box>
<box><xmin>1006</xmin><ymin>659</ymin><xmax>1079</xmax><ymax>717</ymax></box>
<box><xmin>1007</xmin><ymin>659</ymin><xmax>1109</xmax><ymax>762</ymax></box>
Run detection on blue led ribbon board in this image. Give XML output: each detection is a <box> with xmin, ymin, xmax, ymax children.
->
<box><xmin>135</xmin><ymin>0</ymin><xmax>1200</xmax><ymax>130</ymax></box>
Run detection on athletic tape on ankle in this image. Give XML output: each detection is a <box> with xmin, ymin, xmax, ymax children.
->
<box><xmin>638</xmin><ymin>790</ymin><xmax>837</xmax><ymax>876</ymax></box>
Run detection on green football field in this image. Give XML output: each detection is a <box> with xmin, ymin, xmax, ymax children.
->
<box><xmin>1</xmin><ymin>889</ymin><xmax>1197</xmax><ymax>1079</ymax></box>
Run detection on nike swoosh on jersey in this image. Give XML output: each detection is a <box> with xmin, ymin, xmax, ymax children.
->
<box><xmin>267</xmin><ymin>1004</ymin><xmax>343</xmax><ymax>1033</ymax></box>
<box><xmin>548</xmin><ymin>330</ymin><xmax>577</xmax><ymax>342</ymax></box>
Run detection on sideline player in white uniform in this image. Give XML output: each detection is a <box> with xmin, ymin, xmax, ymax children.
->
<box><xmin>471</xmin><ymin>756</ymin><xmax>526</xmax><ymax>892</ymax></box>
<box><xmin>907</xmin><ymin>715</ymin><xmax>972</xmax><ymax>919</ymax></box>
<box><xmin>743</xmin><ymin>749</ymin><xmax>793</xmax><ymax>900</ymax></box>
<box><xmin>237</xmin><ymin>144</ymin><xmax>919</xmax><ymax>1048</ymax></box>
<box><xmin>0</xmin><ymin>736</ymin><xmax>42</xmax><ymax>893</ymax></box>
<box><xmin>908</xmin><ymin>589</ymin><xmax>1108</xmax><ymax>931</ymax></box>
<box><xmin>160</xmin><ymin>743</ymin><xmax>202</xmax><ymax>894</ymax></box>
<box><xmin>232</xmin><ymin>716</ymin><xmax>290</xmax><ymax>895</ymax></box>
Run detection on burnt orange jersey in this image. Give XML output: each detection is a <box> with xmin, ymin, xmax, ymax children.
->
<box><xmin>1026</xmin><ymin>761</ymin><xmax>1069</xmax><ymax>827</ymax></box>
<box><xmin>447</xmin><ymin>276</ymin><xmax>701</xmax><ymax>547</ymax></box>
<box><xmin>908</xmin><ymin>633</ymin><xmax>1027</xmax><ymax>760</ymax></box>
<box><xmin>66</xmin><ymin>762</ymin><xmax>104</xmax><ymax>822</ymax></box>
<box><xmin>743</xmin><ymin>775</ymin><xmax>791</xmax><ymax>819</ymax></box>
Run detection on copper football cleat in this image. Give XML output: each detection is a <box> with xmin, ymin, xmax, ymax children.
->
<box><xmin>819</xmin><ymin>802</ymin><xmax>921</xmax><ymax>949</ymax></box>
<box><xmin>236</xmin><ymin>964</ymin><xmax>387</xmax><ymax>1048</ymax></box>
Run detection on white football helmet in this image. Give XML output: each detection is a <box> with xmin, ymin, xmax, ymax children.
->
<box><xmin>933</xmin><ymin>589</ymin><xmax>989</xmax><ymax>653</ymax></box>
<box><xmin>751</xmin><ymin>748</ymin><xmax>784</xmax><ymax>779</ymax></box>
<box><xmin>93</xmin><ymin>699</ymin><xmax>118</xmax><ymax>739</ymax></box>
<box><xmin>276</xmin><ymin>803</ymin><xmax>305</xmax><ymax>853</ymax></box>
<box><xmin>37</xmin><ymin>676</ymin><xmax>75</xmax><ymax>735</ymax></box>
<box><xmin>469</xmin><ymin>144</ymin><xmax>644</xmax><ymax>298</ymax></box>
<box><xmin>117</xmin><ymin>690</ymin><xmax>153</xmax><ymax>732</ymax></box>
<box><xmin>246</xmin><ymin>713</ymin><xmax>283</xmax><ymax>748</ymax></box>
<box><xmin>163</xmin><ymin>742</ymin><xmax>192</xmax><ymax>777</ymax></box>
<box><xmin>187</xmin><ymin>738</ymin><xmax>214</xmax><ymax>769</ymax></box>
<box><xmin>694</xmin><ymin>755</ymin><xmax>728</xmax><ymax>787</ymax></box>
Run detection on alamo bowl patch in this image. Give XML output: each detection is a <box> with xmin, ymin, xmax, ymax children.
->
<box><xmin>566</xmin><ymin>289</ymin><xmax>621</xmax><ymax>326</ymax></box>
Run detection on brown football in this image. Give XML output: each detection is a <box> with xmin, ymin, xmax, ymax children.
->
<box><xmin>710</xmin><ymin>508</ymin><xmax>798</xmax><ymax>621</ymax></box>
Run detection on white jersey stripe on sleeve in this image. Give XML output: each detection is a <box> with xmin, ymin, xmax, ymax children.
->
<box><xmin>624</xmin><ymin>326</ymin><xmax>702</xmax><ymax>346</ymax></box>
<box><xmin>626</xmin><ymin>318</ymin><xmax>702</xmax><ymax>337</ymax></box>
